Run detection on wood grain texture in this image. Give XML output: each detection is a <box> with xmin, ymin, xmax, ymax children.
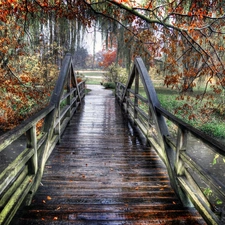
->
<box><xmin>10</xmin><ymin>85</ymin><xmax>206</xmax><ymax>225</ymax></box>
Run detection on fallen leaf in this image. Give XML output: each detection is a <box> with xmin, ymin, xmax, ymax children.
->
<box><xmin>53</xmin><ymin>216</ymin><xmax>58</xmax><ymax>220</ymax></box>
<box><xmin>47</xmin><ymin>196</ymin><xmax>52</xmax><ymax>200</ymax></box>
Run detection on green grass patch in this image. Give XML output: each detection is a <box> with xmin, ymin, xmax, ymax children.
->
<box><xmin>78</xmin><ymin>71</ymin><xmax>106</xmax><ymax>77</ymax></box>
<box><xmin>137</xmin><ymin>86</ymin><xmax>225</xmax><ymax>140</ymax></box>
<box><xmin>103</xmin><ymin>82</ymin><xmax>115</xmax><ymax>89</ymax></box>
<box><xmin>200</xmin><ymin>121</ymin><xmax>225</xmax><ymax>138</ymax></box>
<box><xmin>85</xmin><ymin>78</ymin><xmax>102</xmax><ymax>85</ymax></box>
<box><xmin>155</xmin><ymin>87</ymin><xmax>225</xmax><ymax>139</ymax></box>
<box><xmin>76</xmin><ymin>71</ymin><xmax>104</xmax><ymax>85</ymax></box>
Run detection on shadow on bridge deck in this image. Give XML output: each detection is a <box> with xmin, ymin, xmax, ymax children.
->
<box><xmin>11</xmin><ymin>85</ymin><xmax>206</xmax><ymax>225</ymax></box>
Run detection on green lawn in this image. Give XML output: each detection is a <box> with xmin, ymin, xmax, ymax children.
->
<box><xmin>78</xmin><ymin>70</ymin><xmax>105</xmax><ymax>85</ymax></box>
<box><xmin>86</xmin><ymin>77</ymin><xmax>102</xmax><ymax>85</ymax></box>
<box><xmin>78</xmin><ymin>71</ymin><xmax>106</xmax><ymax>77</ymax></box>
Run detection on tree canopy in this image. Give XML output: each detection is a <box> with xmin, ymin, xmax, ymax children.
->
<box><xmin>1</xmin><ymin>0</ymin><xmax>225</xmax><ymax>128</ymax></box>
<box><xmin>2</xmin><ymin>0</ymin><xmax>225</xmax><ymax>84</ymax></box>
<box><xmin>90</xmin><ymin>0</ymin><xmax>225</xmax><ymax>91</ymax></box>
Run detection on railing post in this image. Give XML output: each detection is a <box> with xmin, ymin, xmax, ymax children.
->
<box><xmin>175</xmin><ymin>127</ymin><xmax>187</xmax><ymax>176</ymax></box>
<box><xmin>175</xmin><ymin>127</ymin><xmax>212</xmax><ymax>209</ymax></box>
<box><xmin>25</xmin><ymin>125</ymin><xmax>38</xmax><ymax>206</ymax></box>
<box><xmin>26</xmin><ymin>125</ymin><xmax>38</xmax><ymax>174</ymax></box>
<box><xmin>134</xmin><ymin>69</ymin><xmax>139</xmax><ymax>120</ymax></box>
<box><xmin>66</xmin><ymin>64</ymin><xmax>72</xmax><ymax>120</ymax></box>
<box><xmin>174</xmin><ymin>127</ymin><xmax>193</xmax><ymax>206</ymax></box>
<box><xmin>57</xmin><ymin>105</ymin><xmax>61</xmax><ymax>143</ymax></box>
<box><xmin>115</xmin><ymin>82</ymin><xmax>119</xmax><ymax>100</ymax></box>
<box><xmin>79</xmin><ymin>81</ymin><xmax>85</xmax><ymax>99</ymax></box>
<box><xmin>125</xmin><ymin>89</ymin><xmax>129</xmax><ymax>114</ymax></box>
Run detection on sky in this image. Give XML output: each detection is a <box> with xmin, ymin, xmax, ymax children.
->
<box><xmin>84</xmin><ymin>28</ymin><xmax>103</xmax><ymax>55</ymax></box>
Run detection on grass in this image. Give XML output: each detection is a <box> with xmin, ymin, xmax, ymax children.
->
<box><xmin>85</xmin><ymin>78</ymin><xmax>102</xmax><ymax>85</ymax></box>
<box><xmin>78</xmin><ymin>71</ymin><xmax>104</xmax><ymax>85</ymax></box>
<box><xmin>154</xmin><ymin>87</ymin><xmax>225</xmax><ymax>140</ymax></box>
<box><xmin>82</xmin><ymin>72</ymin><xmax>104</xmax><ymax>77</ymax></box>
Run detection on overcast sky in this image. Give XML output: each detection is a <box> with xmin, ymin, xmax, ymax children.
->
<box><xmin>84</xmin><ymin>28</ymin><xmax>103</xmax><ymax>55</ymax></box>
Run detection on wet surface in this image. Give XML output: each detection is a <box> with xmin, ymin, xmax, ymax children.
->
<box><xmin>187</xmin><ymin>136</ymin><xmax>225</xmax><ymax>189</ymax></box>
<box><xmin>0</xmin><ymin>134</ymin><xmax>26</xmax><ymax>172</ymax></box>
<box><xmin>11</xmin><ymin>85</ymin><xmax>206</xmax><ymax>225</ymax></box>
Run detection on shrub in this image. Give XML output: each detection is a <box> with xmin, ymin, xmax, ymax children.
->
<box><xmin>103</xmin><ymin>63</ymin><xmax>128</xmax><ymax>84</ymax></box>
<box><xmin>0</xmin><ymin>54</ymin><xmax>58</xmax><ymax>130</ymax></box>
<box><xmin>103</xmin><ymin>82</ymin><xmax>116</xmax><ymax>89</ymax></box>
<box><xmin>76</xmin><ymin>72</ymin><xmax>85</xmax><ymax>83</ymax></box>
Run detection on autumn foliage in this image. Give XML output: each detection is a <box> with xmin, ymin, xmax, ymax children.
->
<box><xmin>99</xmin><ymin>50</ymin><xmax>117</xmax><ymax>68</ymax></box>
<box><xmin>1</xmin><ymin>0</ymin><xmax>225</xmax><ymax>130</ymax></box>
<box><xmin>0</xmin><ymin>55</ymin><xmax>58</xmax><ymax>130</ymax></box>
<box><xmin>89</xmin><ymin>0</ymin><xmax>225</xmax><ymax>119</ymax></box>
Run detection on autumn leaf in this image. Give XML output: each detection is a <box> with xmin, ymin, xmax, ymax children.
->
<box><xmin>47</xmin><ymin>196</ymin><xmax>52</xmax><ymax>200</ymax></box>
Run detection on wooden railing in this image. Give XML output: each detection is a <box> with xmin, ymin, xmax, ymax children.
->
<box><xmin>0</xmin><ymin>54</ymin><xmax>85</xmax><ymax>225</ymax></box>
<box><xmin>116</xmin><ymin>57</ymin><xmax>225</xmax><ymax>225</ymax></box>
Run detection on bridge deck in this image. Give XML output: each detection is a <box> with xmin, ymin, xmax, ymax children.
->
<box><xmin>11</xmin><ymin>85</ymin><xmax>206</xmax><ymax>225</ymax></box>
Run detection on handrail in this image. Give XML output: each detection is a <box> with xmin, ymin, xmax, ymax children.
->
<box><xmin>116</xmin><ymin>57</ymin><xmax>225</xmax><ymax>225</ymax></box>
<box><xmin>0</xmin><ymin>53</ymin><xmax>85</xmax><ymax>225</ymax></box>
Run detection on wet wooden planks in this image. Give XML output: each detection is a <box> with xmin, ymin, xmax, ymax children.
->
<box><xmin>11</xmin><ymin>85</ymin><xmax>206</xmax><ymax>225</ymax></box>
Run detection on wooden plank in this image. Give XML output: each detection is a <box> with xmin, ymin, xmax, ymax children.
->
<box><xmin>11</xmin><ymin>85</ymin><xmax>206</xmax><ymax>225</ymax></box>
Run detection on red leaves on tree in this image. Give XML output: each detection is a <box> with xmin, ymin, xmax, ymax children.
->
<box><xmin>99</xmin><ymin>50</ymin><xmax>117</xmax><ymax>68</ymax></box>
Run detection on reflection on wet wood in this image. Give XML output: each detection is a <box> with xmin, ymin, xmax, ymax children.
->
<box><xmin>11</xmin><ymin>85</ymin><xmax>206</xmax><ymax>225</ymax></box>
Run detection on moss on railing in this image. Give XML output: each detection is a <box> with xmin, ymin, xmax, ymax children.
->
<box><xmin>0</xmin><ymin>54</ymin><xmax>86</xmax><ymax>225</ymax></box>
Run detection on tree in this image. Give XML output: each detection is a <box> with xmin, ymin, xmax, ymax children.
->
<box><xmin>72</xmin><ymin>46</ymin><xmax>89</xmax><ymax>68</ymax></box>
<box><xmin>0</xmin><ymin>0</ymin><xmax>91</xmax><ymax>129</ymax></box>
<box><xmin>85</xmin><ymin>0</ymin><xmax>225</xmax><ymax>118</ymax></box>
<box><xmin>99</xmin><ymin>50</ymin><xmax>117</xmax><ymax>68</ymax></box>
<box><xmin>86</xmin><ymin>0</ymin><xmax>225</xmax><ymax>85</ymax></box>
<box><xmin>1</xmin><ymin>0</ymin><xmax>225</xmax><ymax>128</ymax></box>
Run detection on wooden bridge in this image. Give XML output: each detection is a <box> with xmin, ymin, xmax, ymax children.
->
<box><xmin>0</xmin><ymin>54</ymin><xmax>225</xmax><ymax>225</ymax></box>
